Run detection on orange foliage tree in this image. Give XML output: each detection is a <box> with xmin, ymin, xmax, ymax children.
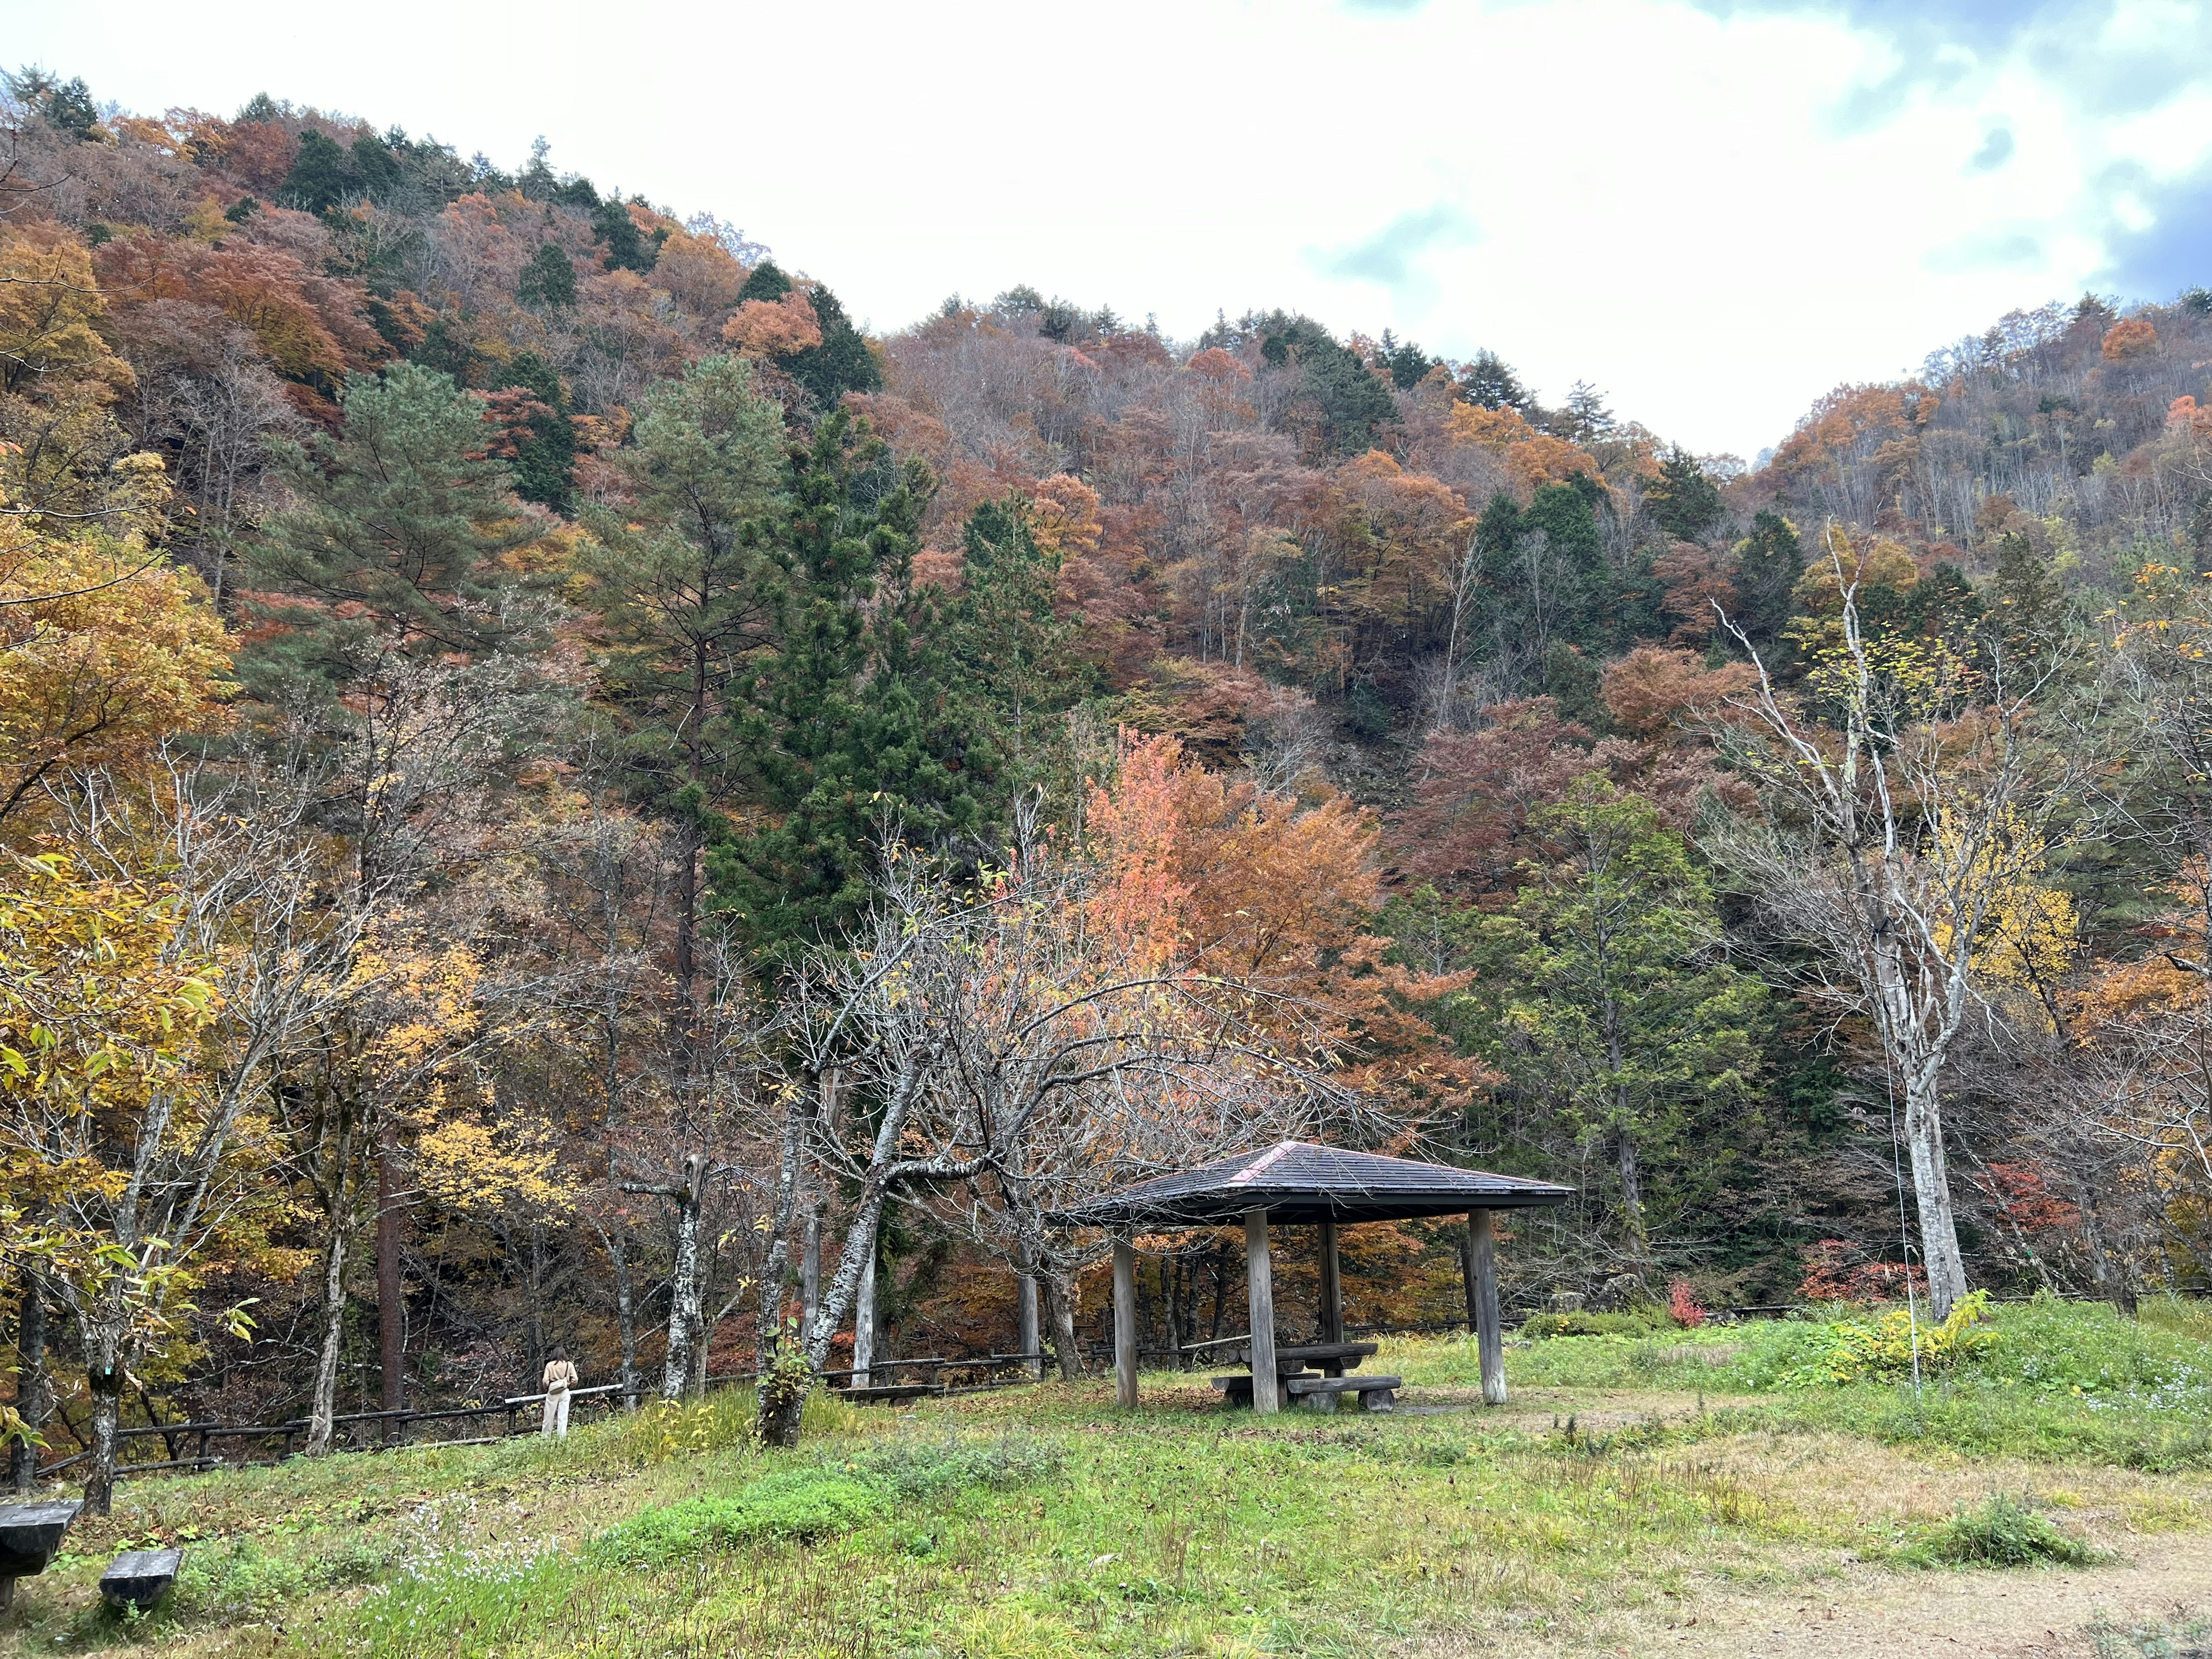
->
<box><xmin>1086</xmin><ymin>733</ymin><xmax>1490</xmax><ymax>1122</ymax></box>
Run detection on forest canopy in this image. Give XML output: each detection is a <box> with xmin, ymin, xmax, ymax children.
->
<box><xmin>5</xmin><ymin>68</ymin><xmax>2212</xmax><ymax>1497</ymax></box>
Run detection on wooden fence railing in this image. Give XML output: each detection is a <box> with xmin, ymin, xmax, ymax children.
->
<box><xmin>31</xmin><ymin>1355</ymin><xmax>1058</xmax><ymax>1484</ymax></box>
<box><xmin>46</xmin><ymin>1289</ymin><xmax>2197</xmax><ymax>1483</ymax></box>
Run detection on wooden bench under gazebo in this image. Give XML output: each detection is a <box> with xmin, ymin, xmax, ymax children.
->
<box><xmin>1050</xmin><ymin>1141</ymin><xmax>1571</xmax><ymax>1414</ymax></box>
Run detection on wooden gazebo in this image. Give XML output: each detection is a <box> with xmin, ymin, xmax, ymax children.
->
<box><xmin>1050</xmin><ymin>1141</ymin><xmax>1571</xmax><ymax>1412</ymax></box>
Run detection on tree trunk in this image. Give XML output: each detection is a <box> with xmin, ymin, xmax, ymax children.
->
<box><xmin>852</xmin><ymin>1248</ymin><xmax>877</xmax><ymax>1387</ymax></box>
<box><xmin>376</xmin><ymin>1138</ymin><xmax>404</xmax><ymax>1414</ymax></box>
<box><xmin>1900</xmin><ymin>1064</ymin><xmax>1970</xmax><ymax>1320</ymax></box>
<box><xmin>1043</xmin><ymin>1270</ymin><xmax>1084</xmax><ymax>1379</ymax></box>
<box><xmin>528</xmin><ymin>1220</ymin><xmax>548</xmax><ymax>1380</ymax></box>
<box><xmin>672</xmin><ymin>819</ymin><xmax>700</xmax><ymax>1052</ymax></box>
<box><xmin>307</xmin><ymin>1222</ymin><xmax>350</xmax><ymax>1454</ymax></box>
<box><xmin>2078</xmin><ymin>1177</ymin><xmax>2136</xmax><ymax>1317</ymax></box>
<box><xmin>1161</xmin><ymin>1254</ymin><xmax>1184</xmax><ymax>1362</ymax></box>
<box><xmin>82</xmin><ymin>1321</ymin><xmax>123</xmax><ymax>1517</ymax></box>
<box><xmin>661</xmin><ymin>1153</ymin><xmax>705</xmax><ymax>1402</ymax></box>
<box><xmin>9</xmin><ymin>1269</ymin><xmax>47</xmax><ymax>1493</ymax></box>
<box><xmin>1615</xmin><ymin>1127</ymin><xmax>1651</xmax><ymax>1285</ymax></box>
<box><xmin>605</xmin><ymin>1222</ymin><xmax>640</xmax><ymax>1408</ymax></box>
<box><xmin>800</xmin><ymin>1200</ymin><xmax>821</xmax><ymax>1338</ymax></box>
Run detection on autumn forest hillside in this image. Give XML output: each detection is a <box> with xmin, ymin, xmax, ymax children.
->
<box><xmin>7</xmin><ymin>69</ymin><xmax>2212</xmax><ymax>1495</ymax></box>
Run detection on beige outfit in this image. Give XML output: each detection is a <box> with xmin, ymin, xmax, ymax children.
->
<box><xmin>541</xmin><ymin>1358</ymin><xmax>579</xmax><ymax>1437</ymax></box>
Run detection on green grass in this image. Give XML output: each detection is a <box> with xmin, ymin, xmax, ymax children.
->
<box><xmin>1392</xmin><ymin>1294</ymin><xmax>2212</xmax><ymax>1469</ymax></box>
<box><xmin>1903</xmin><ymin>1491</ymin><xmax>2105</xmax><ymax>1569</ymax></box>
<box><xmin>8</xmin><ymin>1297</ymin><xmax>2210</xmax><ymax>1658</ymax></box>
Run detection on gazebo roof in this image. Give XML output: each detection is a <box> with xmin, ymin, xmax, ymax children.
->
<box><xmin>1046</xmin><ymin>1140</ymin><xmax>1573</xmax><ymax>1228</ymax></box>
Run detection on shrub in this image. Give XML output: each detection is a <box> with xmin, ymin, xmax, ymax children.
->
<box><xmin>1769</xmin><ymin>1290</ymin><xmax>1998</xmax><ymax>1388</ymax></box>
<box><xmin>1797</xmin><ymin>1240</ymin><xmax>1926</xmax><ymax>1304</ymax></box>
<box><xmin>169</xmin><ymin>1539</ymin><xmax>313</xmax><ymax>1621</ymax></box>
<box><xmin>848</xmin><ymin>1433</ymin><xmax>1060</xmax><ymax>1499</ymax></box>
<box><xmin>2089</xmin><ymin>1607</ymin><xmax>2212</xmax><ymax>1657</ymax></box>
<box><xmin>1916</xmin><ymin>1491</ymin><xmax>2101</xmax><ymax>1567</ymax></box>
<box><xmin>1521</xmin><ymin>1307</ymin><xmax>1676</xmax><ymax>1339</ymax></box>
<box><xmin>595</xmin><ymin>1469</ymin><xmax>882</xmax><ymax>1563</ymax></box>
<box><xmin>1668</xmin><ymin>1279</ymin><xmax>1708</xmax><ymax>1328</ymax></box>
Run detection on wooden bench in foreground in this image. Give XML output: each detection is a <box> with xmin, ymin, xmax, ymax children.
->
<box><xmin>1285</xmin><ymin>1373</ymin><xmax>1400</xmax><ymax>1412</ymax></box>
<box><xmin>0</xmin><ymin>1499</ymin><xmax>82</xmax><ymax>1611</ymax></box>
<box><xmin>100</xmin><ymin>1548</ymin><xmax>183</xmax><ymax>1610</ymax></box>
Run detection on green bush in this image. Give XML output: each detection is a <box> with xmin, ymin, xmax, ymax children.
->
<box><xmin>1753</xmin><ymin>1292</ymin><xmax>1999</xmax><ymax>1388</ymax></box>
<box><xmin>1911</xmin><ymin>1491</ymin><xmax>2102</xmax><ymax>1568</ymax></box>
<box><xmin>1521</xmin><ymin>1307</ymin><xmax>1676</xmax><ymax>1339</ymax></box>
<box><xmin>595</xmin><ymin>1469</ymin><xmax>882</xmax><ymax>1563</ymax></box>
<box><xmin>171</xmin><ymin>1539</ymin><xmax>315</xmax><ymax>1621</ymax></box>
<box><xmin>1972</xmin><ymin>1295</ymin><xmax>2212</xmax><ymax>1408</ymax></box>
<box><xmin>847</xmin><ymin>1433</ymin><xmax>1060</xmax><ymax>1498</ymax></box>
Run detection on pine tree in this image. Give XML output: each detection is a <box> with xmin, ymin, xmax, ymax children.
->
<box><xmin>245</xmin><ymin>362</ymin><xmax>552</xmax><ymax>706</ymax></box>
<box><xmin>1645</xmin><ymin>447</ymin><xmax>1724</xmax><ymax>540</ymax></box>
<box><xmin>1728</xmin><ymin>510</ymin><xmax>1804</xmax><ymax>656</ymax></box>
<box><xmin>282</xmin><ymin>131</ymin><xmax>354</xmax><ymax>214</ymax></box>
<box><xmin>1990</xmin><ymin>531</ymin><xmax>2065</xmax><ymax>661</ymax></box>
<box><xmin>708</xmin><ymin>411</ymin><xmax>965</xmax><ymax>957</ymax></box>
<box><xmin>779</xmin><ymin>283</ymin><xmax>881</xmax><ymax>407</ymax></box>
<box><xmin>1459</xmin><ymin>349</ymin><xmax>1528</xmax><ymax>411</ymax></box>
<box><xmin>517</xmin><ymin>243</ymin><xmax>577</xmax><ymax>309</ymax></box>
<box><xmin>737</xmin><ymin>259</ymin><xmax>792</xmax><ymax>305</ymax></box>
<box><xmin>1490</xmin><ymin>777</ymin><xmax>1764</xmax><ymax>1275</ymax></box>
<box><xmin>937</xmin><ymin>496</ymin><xmax>1089</xmax><ymax>790</ymax></box>
<box><xmin>581</xmin><ymin>353</ymin><xmax>787</xmax><ymax>1013</ymax></box>
<box><xmin>593</xmin><ymin>199</ymin><xmax>657</xmax><ymax>273</ymax></box>
<box><xmin>493</xmin><ymin>351</ymin><xmax>575</xmax><ymax>512</ymax></box>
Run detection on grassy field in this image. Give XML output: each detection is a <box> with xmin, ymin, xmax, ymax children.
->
<box><xmin>8</xmin><ymin>1296</ymin><xmax>2211</xmax><ymax>1658</ymax></box>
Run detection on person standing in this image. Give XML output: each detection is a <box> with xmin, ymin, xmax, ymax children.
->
<box><xmin>541</xmin><ymin>1347</ymin><xmax>579</xmax><ymax>1438</ymax></box>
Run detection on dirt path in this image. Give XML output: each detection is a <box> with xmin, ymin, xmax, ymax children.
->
<box><xmin>1434</xmin><ymin>1539</ymin><xmax>2208</xmax><ymax>1658</ymax></box>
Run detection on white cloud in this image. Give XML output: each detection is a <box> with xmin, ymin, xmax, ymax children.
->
<box><xmin>9</xmin><ymin>0</ymin><xmax>2209</xmax><ymax>457</ymax></box>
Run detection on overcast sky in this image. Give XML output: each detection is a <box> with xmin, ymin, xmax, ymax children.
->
<box><xmin>10</xmin><ymin>0</ymin><xmax>2210</xmax><ymax>459</ymax></box>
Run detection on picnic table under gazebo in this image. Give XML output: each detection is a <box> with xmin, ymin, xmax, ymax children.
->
<box><xmin>1050</xmin><ymin>1140</ymin><xmax>1571</xmax><ymax>1413</ymax></box>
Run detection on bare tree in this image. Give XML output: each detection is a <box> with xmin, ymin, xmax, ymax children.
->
<box><xmin>1706</xmin><ymin>528</ymin><xmax>2082</xmax><ymax>1317</ymax></box>
<box><xmin>751</xmin><ymin>836</ymin><xmax>1338</xmax><ymax>1442</ymax></box>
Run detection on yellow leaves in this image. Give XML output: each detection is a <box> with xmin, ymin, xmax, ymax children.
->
<box><xmin>1792</xmin><ymin>524</ymin><xmax>1918</xmax><ymax>613</ymax></box>
<box><xmin>416</xmin><ymin>1112</ymin><xmax>574</xmax><ymax>1217</ymax></box>
<box><xmin>181</xmin><ymin>197</ymin><xmax>233</xmax><ymax>244</ymax></box>
<box><xmin>0</xmin><ymin>517</ymin><xmax>234</xmax><ymax>827</ymax></box>
<box><xmin>347</xmin><ymin>934</ymin><xmax>483</xmax><ymax>1067</ymax></box>
<box><xmin>1930</xmin><ymin>808</ymin><xmax>2079</xmax><ymax>1016</ymax></box>
<box><xmin>1026</xmin><ymin>475</ymin><xmax>1104</xmax><ymax>562</ymax></box>
<box><xmin>0</xmin><ymin>852</ymin><xmax>224</xmax><ymax>1113</ymax></box>
<box><xmin>0</xmin><ymin>226</ymin><xmax>133</xmax><ymax>402</ymax></box>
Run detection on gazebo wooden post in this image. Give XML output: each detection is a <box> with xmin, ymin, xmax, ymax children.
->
<box><xmin>1318</xmin><ymin>1218</ymin><xmax>1343</xmax><ymax>1346</ymax></box>
<box><xmin>1467</xmin><ymin>1209</ymin><xmax>1506</xmax><ymax>1405</ymax></box>
<box><xmin>1244</xmin><ymin>1208</ymin><xmax>1280</xmax><ymax>1414</ymax></box>
<box><xmin>1017</xmin><ymin>1268</ymin><xmax>1041</xmax><ymax>1379</ymax></box>
<box><xmin>1112</xmin><ymin>1240</ymin><xmax>1138</xmax><ymax>1408</ymax></box>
